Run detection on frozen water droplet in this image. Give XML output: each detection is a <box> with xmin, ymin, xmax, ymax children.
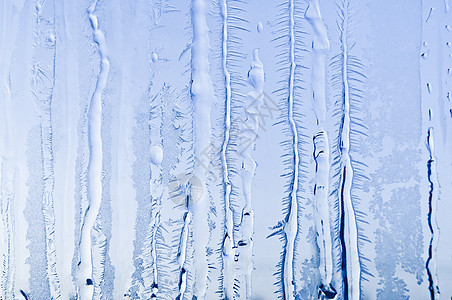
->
<box><xmin>257</xmin><ymin>21</ymin><xmax>263</xmax><ymax>33</ymax></box>
<box><xmin>189</xmin><ymin>175</ymin><xmax>204</xmax><ymax>204</ymax></box>
<box><xmin>446</xmin><ymin>41</ymin><xmax>451</xmax><ymax>47</ymax></box>
<box><xmin>421</xmin><ymin>51</ymin><xmax>430</xmax><ymax>59</ymax></box>
<box><xmin>446</xmin><ymin>25</ymin><xmax>451</xmax><ymax>31</ymax></box>
<box><xmin>248</xmin><ymin>49</ymin><xmax>264</xmax><ymax>91</ymax></box>
<box><xmin>151</xmin><ymin>52</ymin><xmax>158</xmax><ymax>62</ymax></box>
<box><xmin>150</xmin><ymin>145</ymin><xmax>163</xmax><ymax>165</ymax></box>
<box><xmin>423</xmin><ymin>41</ymin><xmax>429</xmax><ymax>47</ymax></box>
<box><xmin>427</xmin><ymin>82</ymin><xmax>432</xmax><ymax>93</ymax></box>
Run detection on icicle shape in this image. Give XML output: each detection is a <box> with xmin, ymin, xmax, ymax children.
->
<box><xmin>77</xmin><ymin>1</ymin><xmax>110</xmax><ymax>298</ymax></box>
<box><xmin>189</xmin><ymin>0</ymin><xmax>215</xmax><ymax>298</ymax></box>
<box><xmin>305</xmin><ymin>1</ymin><xmax>337</xmax><ymax>299</ymax></box>
<box><xmin>235</xmin><ymin>48</ymin><xmax>264</xmax><ymax>299</ymax></box>
<box><xmin>313</xmin><ymin>132</ymin><xmax>336</xmax><ymax>300</ymax></box>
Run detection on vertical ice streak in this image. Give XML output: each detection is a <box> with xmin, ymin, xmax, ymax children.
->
<box><xmin>0</xmin><ymin>123</ymin><xmax>14</xmax><ymax>300</ymax></box>
<box><xmin>33</xmin><ymin>0</ymin><xmax>61</xmax><ymax>297</ymax></box>
<box><xmin>0</xmin><ymin>1</ymin><xmax>21</xmax><ymax>298</ymax></box>
<box><xmin>146</xmin><ymin>180</ymin><xmax>162</xmax><ymax>299</ymax></box>
<box><xmin>190</xmin><ymin>0</ymin><xmax>213</xmax><ymax>298</ymax></box>
<box><xmin>426</xmin><ymin>128</ymin><xmax>440</xmax><ymax>299</ymax></box>
<box><xmin>55</xmin><ymin>0</ymin><xmax>79</xmax><ymax>297</ymax></box>
<box><xmin>219</xmin><ymin>0</ymin><xmax>236</xmax><ymax>298</ymax></box>
<box><xmin>108</xmin><ymin>1</ymin><xmax>144</xmax><ymax>296</ymax></box>
<box><xmin>177</xmin><ymin>211</ymin><xmax>191</xmax><ymax>300</ymax></box>
<box><xmin>420</xmin><ymin>1</ymin><xmax>445</xmax><ymax>298</ymax></box>
<box><xmin>282</xmin><ymin>0</ymin><xmax>299</xmax><ymax>298</ymax></box>
<box><xmin>305</xmin><ymin>1</ymin><xmax>336</xmax><ymax>298</ymax></box>
<box><xmin>149</xmin><ymin>207</ymin><xmax>159</xmax><ymax>299</ymax></box>
<box><xmin>236</xmin><ymin>48</ymin><xmax>264</xmax><ymax>299</ymax></box>
<box><xmin>313</xmin><ymin>133</ymin><xmax>335</xmax><ymax>299</ymax></box>
<box><xmin>142</xmin><ymin>97</ymin><xmax>165</xmax><ymax>299</ymax></box>
<box><xmin>335</xmin><ymin>1</ymin><xmax>360</xmax><ymax>298</ymax></box>
<box><xmin>77</xmin><ymin>1</ymin><xmax>110</xmax><ymax>298</ymax></box>
<box><xmin>0</xmin><ymin>164</ymin><xmax>14</xmax><ymax>299</ymax></box>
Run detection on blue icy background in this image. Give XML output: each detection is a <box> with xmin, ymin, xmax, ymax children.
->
<box><xmin>0</xmin><ymin>0</ymin><xmax>451</xmax><ymax>299</ymax></box>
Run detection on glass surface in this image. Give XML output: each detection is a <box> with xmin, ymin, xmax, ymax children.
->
<box><xmin>0</xmin><ymin>0</ymin><xmax>451</xmax><ymax>299</ymax></box>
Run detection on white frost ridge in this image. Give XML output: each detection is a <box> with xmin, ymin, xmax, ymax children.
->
<box><xmin>236</xmin><ymin>48</ymin><xmax>265</xmax><ymax>298</ymax></box>
<box><xmin>332</xmin><ymin>0</ymin><xmax>361</xmax><ymax>298</ymax></box>
<box><xmin>77</xmin><ymin>1</ymin><xmax>110</xmax><ymax>299</ymax></box>
<box><xmin>306</xmin><ymin>1</ymin><xmax>337</xmax><ymax>299</ymax></box>
<box><xmin>188</xmin><ymin>0</ymin><xmax>214</xmax><ymax>298</ymax></box>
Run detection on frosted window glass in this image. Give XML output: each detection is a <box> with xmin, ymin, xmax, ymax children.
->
<box><xmin>0</xmin><ymin>0</ymin><xmax>451</xmax><ymax>299</ymax></box>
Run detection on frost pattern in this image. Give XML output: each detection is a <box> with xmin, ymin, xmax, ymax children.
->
<box><xmin>0</xmin><ymin>0</ymin><xmax>451</xmax><ymax>299</ymax></box>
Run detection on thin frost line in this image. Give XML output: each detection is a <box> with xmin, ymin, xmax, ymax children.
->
<box><xmin>426</xmin><ymin>127</ymin><xmax>440</xmax><ymax>299</ymax></box>
<box><xmin>177</xmin><ymin>211</ymin><xmax>190</xmax><ymax>300</ymax></box>
<box><xmin>338</xmin><ymin>1</ymin><xmax>360</xmax><ymax>298</ymax></box>
<box><xmin>142</xmin><ymin>95</ymin><xmax>165</xmax><ymax>299</ymax></box>
<box><xmin>421</xmin><ymin>1</ymin><xmax>442</xmax><ymax>297</ymax></box>
<box><xmin>147</xmin><ymin>169</ymin><xmax>163</xmax><ymax>298</ymax></box>
<box><xmin>143</xmin><ymin>178</ymin><xmax>163</xmax><ymax>298</ymax></box>
<box><xmin>0</xmin><ymin>150</ymin><xmax>14</xmax><ymax>300</ymax></box>
<box><xmin>219</xmin><ymin>0</ymin><xmax>236</xmax><ymax>298</ymax></box>
<box><xmin>282</xmin><ymin>0</ymin><xmax>299</xmax><ymax>298</ymax></box>
<box><xmin>149</xmin><ymin>211</ymin><xmax>160</xmax><ymax>299</ymax></box>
